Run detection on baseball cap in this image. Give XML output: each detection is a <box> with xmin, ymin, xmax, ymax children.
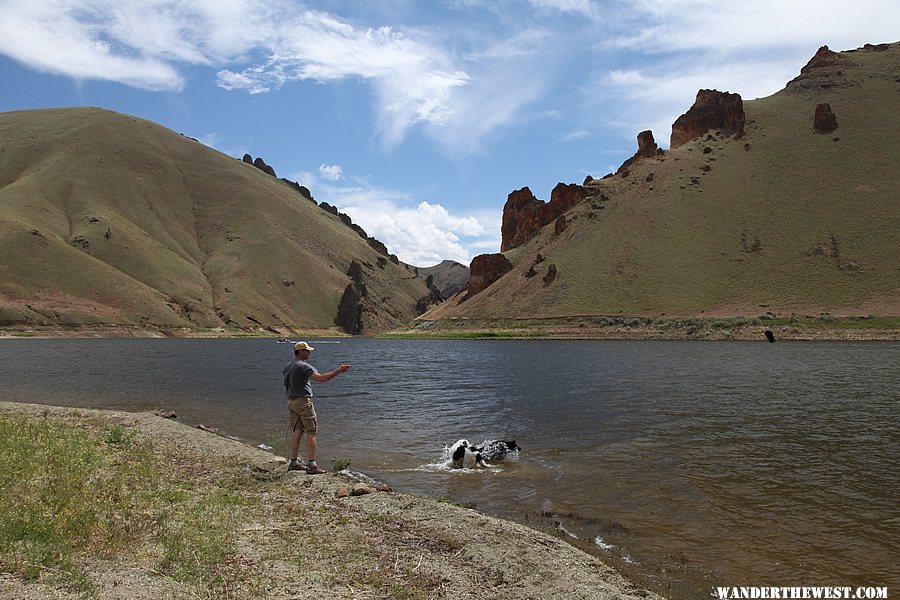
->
<box><xmin>294</xmin><ymin>341</ymin><xmax>315</xmax><ymax>352</ymax></box>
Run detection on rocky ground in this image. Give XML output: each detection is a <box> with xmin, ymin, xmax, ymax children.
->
<box><xmin>0</xmin><ymin>401</ymin><xmax>662</xmax><ymax>600</ymax></box>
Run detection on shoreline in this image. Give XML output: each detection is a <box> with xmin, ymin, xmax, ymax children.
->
<box><xmin>1</xmin><ymin>314</ymin><xmax>899</xmax><ymax>341</ymax></box>
<box><xmin>0</xmin><ymin>400</ymin><xmax>665</xmax><ymax>599</ymax></box>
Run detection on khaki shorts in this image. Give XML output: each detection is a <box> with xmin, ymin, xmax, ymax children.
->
<box><xmin>288</xmin><ymin>396</ymin><xmax>317</xmax><ymax>433</ymax></box>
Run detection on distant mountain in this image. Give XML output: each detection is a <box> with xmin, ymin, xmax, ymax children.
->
<box><xmin>0</xmin><ymin>107</ymin><xmax>432</xmax><ymax>334</ymax></box>
<box><xmin>423</xmin><ymin>42</ymin><xmax>900</xmax><ymax>323</ymax></box>
<box><xmin>417</xmin><ymin>260</ymin><xmax>470</xmax><ymax>300</ymax></box>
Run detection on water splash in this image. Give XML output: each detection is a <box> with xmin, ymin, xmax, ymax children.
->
<box><xmin>412</xmin><ymin>439</ymin><xmax>520</xmax><ymax>473</ymax></box>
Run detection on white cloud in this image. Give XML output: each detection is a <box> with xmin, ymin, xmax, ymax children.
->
<box><xmin>607</xmin><ymin>0</ymin><xmax>900</xmax><ymax>54</ymax></box>
<box><xmin>424</xmin><ymin>28</ymin><xmax>564</xmax><ymax>154</ymax></box>
<box><xmin>0</xmin><ymin>0</ymin><xmax>185</xmax><ymax>90</ymax></box>
<box><xmin>341</xmin><ymin>197</ymin><xmax>492</xmax><ymax>266</ymax></box>
<box><xmin>213</xmin><ymin>10</ymin><xmax>471</xmax><ymax>148</ymax></box>
<box><xmin>318</xmin><ymin>164</ymin><xmax>343</xmax><ymax>181</ymax></box>
<box><xmin>287</xmin><ymin>170</ymin><xmax>497</xmax><ymax>265</ymax></box>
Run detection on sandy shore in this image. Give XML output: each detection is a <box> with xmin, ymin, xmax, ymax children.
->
<box><xmin>0</xmin><ymin>401</ymin><xmax>663</xmax><ymax>599</ymax></box>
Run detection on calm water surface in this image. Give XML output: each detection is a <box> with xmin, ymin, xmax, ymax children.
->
<box><xmin>1</xmin><ymin>338</ymin><xmax>897</xmax><ymax>598</ymax></box>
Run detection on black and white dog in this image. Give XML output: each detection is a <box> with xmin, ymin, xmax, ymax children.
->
<box><xmin>449</xmin><ymin>439</ymin><xmax>520</xmax><ymax>469</ymax></box>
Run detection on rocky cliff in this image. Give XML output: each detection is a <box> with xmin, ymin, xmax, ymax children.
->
<box><xmin>670</xmin><ymin>89</ymin><xmax>745</xmax><ymax>148</ymax></box>
<box><xmin>500</xmin><ymin>183</ymin><xmax>586</xmax><ymax>252</ymax></box>
<box><xmin>461</xmin><ymin>253</ymin><xmax>513</xmax><ymax>301</ymax></box>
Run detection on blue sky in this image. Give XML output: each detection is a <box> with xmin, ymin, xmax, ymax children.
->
<box><xmin>1</xmin><ymin>1</ymin><xmax>896</xmax><ymax>266</ymax></box>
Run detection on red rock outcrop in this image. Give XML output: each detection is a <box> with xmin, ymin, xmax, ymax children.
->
<box><xmin>463</xmin><ymin>253</ymin><xmax>513</xmax><ymax>299</ymax></box>
<box><xmin>543</xmin><ymin>264</ymin><xmax>557</xmax><ymax>285</ymax></box>
<box><xmin>787</xmin><ymin>45</ymin><xmax>855</xmax><ymax>90</ymax></box>
<box><xmin>813</xmin><ymin>103</ymin><xmax>838</xmax><ymax>133</ymax></box>
<box><xmin>615</xmin><ymin>130</ymin><xmax>664</xmax><ymax>175</ymax></box>
<box><xmin>501</xmin><ymin>183</ymin><xmax>585</xmax><ymax>251</ymax></box>
<box><xmin>801</xmin><ymin>45</ymin><xmax>843</xmax><ymax>73</ymax></box>
<box><xmin>670</xmin><ymin>90</ymin><xmax>745</xmax><ymax>148</ymax></box>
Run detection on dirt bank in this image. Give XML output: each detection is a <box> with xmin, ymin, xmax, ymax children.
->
<box><xmin>0</xmin><ymin>401</ymin><xmax>662</xmax><ymax>599</ymax></box>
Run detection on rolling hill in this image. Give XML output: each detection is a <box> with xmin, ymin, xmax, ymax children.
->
<box><xmin>0</xmin><ymin>107</ymin><xmax>431</xmax><ymax>334</ymax></box>
<box><xmin>421</xmin><ymin>42</ymin><xmax>900</xmax><ymax>327</ymax></box>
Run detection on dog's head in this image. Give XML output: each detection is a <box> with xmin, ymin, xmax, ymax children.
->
<box><xmin>450</xmin><ymin>439</ymin><xmax>470</xmax><ymax>462</ymax></box>
<box><xmin>503</xmin><ymin>440</ymin><xmax>521</xmax><ymax>452</ymax></box>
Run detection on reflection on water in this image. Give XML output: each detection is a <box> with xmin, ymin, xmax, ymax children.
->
<box><xmin>1</xmin><ymin>338</ymin><xmax>897</xmax><ymax>598</ymax></box>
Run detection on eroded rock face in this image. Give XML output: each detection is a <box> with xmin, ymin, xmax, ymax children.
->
<box><xmin>670</xmin><ymin>90</ymin><xmax>745</xmax><ymax>148</ymax></box>
<box><xmin>616</xmin><ymin>130</ymin><xmax>664</xmax><ymax>175</ymax></box>
<box><xmin>543</xmin><ymin>264</ymin><xmax>557</xmax><ymax>285</ymax></box>
<box><xmin>787</xmin><ymin>45</ymin><xmax>855</xmax><ymax>90</ymax></box>
<box><xmin>252</xmin><ymin>157</ymin><xmax>277</xmax><ymax>177</ymax></box>
<box><xmin>463</xmin><ymin>253</ymin><xmax>513</xmax><ymax>299</ymax></box>
<box><xmin>802</xmin><ymin>45</ymin><xmax>843</xmax><ymax>73</ymax></box>
<box><xmin>335</xmin><ymin>260</ymin><xmax>367</xmax><ymax>334</ymax></box>
<box><xmin>500</xmin><ymin>184</ymin><xmax>585</xmax><ymax>251</ymax></box>
<box><xmin>813</xmin><ymin>103</ymin><xmax>838</xmax><ymax>133</ymax></box>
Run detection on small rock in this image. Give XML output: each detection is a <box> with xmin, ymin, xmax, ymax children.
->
<box><xmin>153</xmin><ymin>409</ymin><xmax>177</xmax><ymax>419</ymax></box>
<box><xmin>543</xmin><ymin>264</ymin><xmax>557</xmax><ymax>285</ymax></box>
<box><xmin>335</xmin><ymin>487</ymin><xmax>351</xmax><ymax>498</ymax></box>
<box><xmin>351</xmin><ymin>483</ymin><xmax>376</xmax><ymax>496</ymax></box>
<box><xmin>376</xmin><ymin>483</ymin><xmax>394</xmax><ymax>493</ymax></box>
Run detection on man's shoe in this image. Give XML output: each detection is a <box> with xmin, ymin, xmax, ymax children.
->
<box><xmin>288</xmin><ymin>462</ymin><xmax>306</xmax><ymax>471</ymax></box>
<box><xmin>306</xmin><ymin>465</ymin><xmax>327</xmax><ymax>475</ymax></box>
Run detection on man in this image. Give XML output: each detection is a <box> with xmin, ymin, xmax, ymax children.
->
<box><xmin>283</xmin><ymin>341</ymin><xmax>350</xmax><ymax>474</ymax></box>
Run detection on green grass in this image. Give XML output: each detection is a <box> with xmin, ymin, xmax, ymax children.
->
<box><xmin>330</xmin><ymin>456</ymin><xmax>352</xmax><ymax>471</ymax></box>
<box><xmin>0</xmin><ymin>413</ymin><xmax>260</xmax><ymax>598</ymax></box>
<box><xmin>386</xmin><ymin>315</ymin><xmax>900</xmax><ymax>339</ymax></box>
<box><xmin>0</xmin><ymin>414</ymin><xmax>154</xmax><ymax>595</ymax></box>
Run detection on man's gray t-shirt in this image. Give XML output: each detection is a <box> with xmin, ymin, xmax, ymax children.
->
<box><xmin>283</xmin><ymin>360</ymin><xmax>316</xmax><ymax>398</ymax></box>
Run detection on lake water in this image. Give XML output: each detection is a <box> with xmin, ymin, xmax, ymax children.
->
<box><xmin>1</xmin><ymin>338</ymin><xmax>897</xmax><ymax>598</ymax></box>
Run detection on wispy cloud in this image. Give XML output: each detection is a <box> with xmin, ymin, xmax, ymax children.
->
<box><xmin>318</xmin><ymin>164</ymin><xmax>343</xmax><ymax>181</ymax></box>
<box><xmin>0</xmin><ymin>0</ymin><xmax>187</xmax><ymax>90</ymax></box>
<box><xmin>527</xmin><ymin>0</ymin><xmax>599</xmax><ymax>18</ymax></box>
<box><xmin>0</xmin><ymin>1</ymin><xmax>581</xmax><ymax>154</ymax></box>
<box><xmin>605</xmin><ymin>0</ymin><xmax>899</xmax><ymax>54</ymax></box>
<box><xmin>562</xmin><ymin>129</ymin><xmax>590</xmax><ymax>141</ymax></box>
<box><xmin>582</xmin><ymin>0</ymin><xmax>900</xmax><ymax>146</ymax></box>
<box><xmin>215</xmin><ymin>10</ymin><xmax>471</xmax><ymax>147</ymax></box>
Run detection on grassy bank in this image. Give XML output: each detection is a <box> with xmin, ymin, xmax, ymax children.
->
<box><xmin>383</xmin><ymin>315</ymin><xmax>900</xmax><ymax>340</ymax></box>
<box><xmin>0</xmin><ymin>409</ymin><xmax>267</xmax><ymax>598</ymax></box>
<box><xmin>0</xmin><ymin>325</ymin><xmax>348</xmax><ymax>339</ymax></box>
<box><xmin>0</xmin><ymin>402</ymin><xmax>661</xmax><ymax>600</ymax></box>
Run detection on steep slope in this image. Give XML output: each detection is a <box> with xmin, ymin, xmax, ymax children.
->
<box><xmin>0</xmin><ymin>107</ymin><xmax>429</xmax><ymax>332</ymax></box>
<box><xmin>424</xmin><ymin>42</ymin><xmax>899</xmax><ymax>321</ymax></box>
<box><xmin>417</xmin><ymin>260</ymin><xmax>470</xmax><ymax>299</ymax></box>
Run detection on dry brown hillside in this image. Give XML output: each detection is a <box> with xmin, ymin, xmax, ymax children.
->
<box><xmin>423</xmin><ymin>42</ymin><xmax>900</xmax><ymax>324</ymax></box>
<box><xmin>0</xmin><ymin>107</ymin><xmax>430</xmax><ymax>334</ymax></box>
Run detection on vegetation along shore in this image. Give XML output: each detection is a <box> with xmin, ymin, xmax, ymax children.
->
<box><xmin>0</xmin><ymin>401</ymin><xmax>662</xmax><ymax>600</ymax></box>
<box><xmin>2</xmin><ymin>314</ymin><xmax>898</xmax><ymax>341</ymax></box>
